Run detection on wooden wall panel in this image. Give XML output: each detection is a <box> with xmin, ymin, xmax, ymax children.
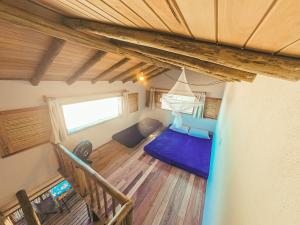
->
<box><xmin>175</xmin><ymin>0</ymin><xmax>216</xmax><ymax>41</ymax></box>
<box><xmin>246</xmin><ymin>0</ymin><xmax>300</xmax><ymax>54</ymax></box>
<box><xmin>0</xmin><ymin>106</ymin><xmax>51</xmax><ymax>157</ymax></box>
<box><xmin>204</xmin><ymin>97</ymin><xmax>222</xmax><ymax>120</ymax></box>
<box><xmin>218</xmin><ymin>0</ymin><xmax>274</xmax><ymax>47</ymax></box>
<box><xmin>128</xmin><ymin>93</ymin><xmax>139</xmax><ymax>113</ymax></box>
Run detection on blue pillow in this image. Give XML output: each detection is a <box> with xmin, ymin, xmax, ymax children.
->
<box><xmin>188</xmin><ymin>127</ymin><xmax>210</xmax><ymax>139</ymax></box>
<box><xmin>170</xmin><ymin>124</ymin><xmax>189</xmax><ymax>134</ymax></box>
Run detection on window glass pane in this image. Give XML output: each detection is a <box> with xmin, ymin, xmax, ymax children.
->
<box><xmin>161</xmin><ymin>94</ymin><xmax>195</xmax><ymax>114</ymax></box>
<box><xmin>62</xmin><ymin>97</ymin><xmax>122</xmax><ymax>133</ymax></box>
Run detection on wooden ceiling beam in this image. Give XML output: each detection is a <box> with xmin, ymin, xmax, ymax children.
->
<box><xmin>92</xmin><ymin>58</ymin><xmax>130</xmax><ymax>83</ymax></box>
<box><xmin>67</xmin><ymin>51</ymin><xmax>107</xmax><ymax>84</ymax></box>
<box><xmin>30</xmin><ymin>37</ymin><xmax>65</xmax><ymax>85</ymax></box>
<box><xmin>115</xmin><ymin>41</ymin><xmax>252</xmax><ymax>82</ymax></box>
<box><xmin>109</xmin><ymin>62</ymin><xmax>146</xmax><ymax>83</ymax></box>
<box><xmin>122</xmin><ymin>65</ymin><xmax>157</xmax><ymax>83</ymax></box>
<box><xmin>65</xmin><ymin>18</ymin><xmax>300</xmax><ymax>81</ymax></box>
<box><xmin>0</xmin><ymin>2</ymin><xmax>177</xmax><ymax>73</ymax></box>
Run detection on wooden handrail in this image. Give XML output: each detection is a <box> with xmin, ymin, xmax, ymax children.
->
<box><xmin>55</xmin><ymin>144</ymin><xmax>133</xmax><ymax>225</ymax></box>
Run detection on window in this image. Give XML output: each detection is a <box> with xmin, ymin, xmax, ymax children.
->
<box><xmin>161</xmin><ymin>93</ymin><xmax>195</xmax><ymax>114</ymax></box>
<box><xmin>62</xmin><ymin>96</ymin><xmax>122</xmax><ymax>134</ymax></box>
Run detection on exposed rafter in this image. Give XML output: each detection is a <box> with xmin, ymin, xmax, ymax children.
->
<box><xmin>122</xmin><ymin>65</ymin><xmax>157</xmax><ymax>83</ymax></box>
<box><xmin>64</xmin><ymin>18</ymin><xmax>300</xmax><ymax>81</ymax></box>
<box><xmin>0</xmin><ymin>2</ymin><xmax>177</xmax><ymax>73</ymax></box>
<box><xmin>30</xmin><ymin>38</ymin><xmax>65</xmax><ymax>85</ymax></box>
<box><xmin>109</xmin><ymin>62</ymin><xmax>146</xmax><ymax>83</ymax></box>
<box><xmin>67</xmin><ymin>51</ymin><xmax>107</xmax><ymax>84</ymax></box>
<box><xmin>147</xmin><ymin>68</ymin><xmax>170</xmax><ymax>81</ymax></box>
<box><xmin>92</xmin><ymin>58</ymin><xmax>130</xmax><ymax>83</ymax></box>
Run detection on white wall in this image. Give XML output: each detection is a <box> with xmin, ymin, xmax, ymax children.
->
<box><xmin>144</xmin><ymin>69</ymin><xmax>225</xmax><ymax>132</ymax></box>
<box><xmin>0</xmin><ymin>80</ymin><xmax>145</xmax><ymax>208</ymax></box>
<box><xmin>202</xmin><ymin>76</ymin><xmax>300</xmax><ymax>225</ymax></box>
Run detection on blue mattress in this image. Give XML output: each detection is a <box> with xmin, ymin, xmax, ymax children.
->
<box><xmin>144</xmin><ymin>128</ymin><xmax>212</xmax><ymax>179</ymax></box>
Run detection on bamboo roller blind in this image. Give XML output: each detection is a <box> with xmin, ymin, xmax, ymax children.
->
<box><xmin>0</xmin><ymin>106</ymin><xmax>51</xmax><ymax>157</ymax></box>
<box><xmin>128</xmin><ymin>93</ymin><xmax>139</xmax><ymax>113</ymax></box>
<box><xmin>203</xmin><ymin>97</ymin><xmax>222</xmax><ymax>119</ymax></box>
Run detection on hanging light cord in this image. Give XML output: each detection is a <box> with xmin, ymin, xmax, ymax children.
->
<box><xmin>163</xmin><ymin>72</ymin><xmax>226</xmax><ymax>86</ymax></box>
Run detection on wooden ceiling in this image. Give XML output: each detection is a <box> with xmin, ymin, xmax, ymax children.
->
<box><xmin>35</xmin><ymin>0</ymin><xmax>300</xmax><ymax>57</ymax></box>
<box><xmin>0</xmin><ymin>0</ymin><xmax>299</xmax><ymax>85</ymax></box>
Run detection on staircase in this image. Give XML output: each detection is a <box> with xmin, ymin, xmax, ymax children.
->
<box><xmin>54</xmin><ymin>144</ymin><xmax>133</xmax><ymax>225</ymax></box>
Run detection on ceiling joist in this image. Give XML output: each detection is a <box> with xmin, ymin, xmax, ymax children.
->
<box><xmin>30</xmin><ymin>37</ymin><xmax>65</xmax><ymax>85</ymax></box>
<box><xmin>146</xmin><ymin>68</ymin><xmax>170</xmax><ymax>81</ymax></box>
<box><xmin>122</xmin><ymin>65</ymin><xmax>157</xmax><ymax>83</ymax></box>
<box><xmin>64</xmin><ymin>18</ymin><xmax>300</xmax><ymax>81</ymax></box>
<box><xmin>67</xmin><ymin>51</ymin><xmax>107</xmax><ymax>84</ymax></box>
<box><xmin>92</xmin><ymin>58</ymin><xmax>130</xmax><ymax>83</ymax></box>
<box><xmin>109</xmin><ymin>62</ymin><xmax>147</xmax><ymax>83</ymax></box>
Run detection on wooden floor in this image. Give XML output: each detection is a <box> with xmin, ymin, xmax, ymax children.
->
<box><xmin>17</xmin><ymin>193</ymin><xmax>90</xmax><ymax>225</ymax></box>
<box><xmin>90</xmin><ymin>133</ymin><xmax>207</xmax><ymax>225</ymax></box>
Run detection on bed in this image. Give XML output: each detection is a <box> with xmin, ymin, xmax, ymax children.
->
<box><xmin>144</xmin><ymin>128</ymin><xmax>212</xmax><ymax>179</ymax></box>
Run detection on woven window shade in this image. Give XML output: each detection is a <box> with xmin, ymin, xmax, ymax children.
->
<box><xmin>0</xmin><ymin>106</ymin><xmax>52</xmax><ymax>157</ymax></box>
<box><xmin>204</xmin><ymin>97</ymin><xmax>222</xmax><ymax>119</ymax></box>
<box><xmin>128</xmin><ymin>93</ymin><xmax>139</xmax><ymax>113</ymax></box>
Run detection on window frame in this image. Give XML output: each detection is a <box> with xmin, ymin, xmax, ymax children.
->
<box><xmin>58</xmin><ymin>93</ymin><xmax>123</xmax><ymax>135</ymax></box>
<box><xmin>160</xmin><ymin>93</ymin><xmax>196</xmax><ymax>115</ymax></box>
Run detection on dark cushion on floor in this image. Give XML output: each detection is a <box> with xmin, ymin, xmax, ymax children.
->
<box><xmin>112</xmin><ymin>118</ymin><xmax>162</xmax><ymax>148</ymax></box>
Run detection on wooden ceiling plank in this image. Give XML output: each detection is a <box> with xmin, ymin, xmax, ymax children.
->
<box><xmin>120</xmin><ymin>0</ymin><xmax>168</xmax><ymax>32</ymax></box>
<box><xmin>30</xmin><ymin>37</ymin><xmax>65</xmax><ymax>85</ymax></box>
<box><xmin>218</xmin><ymin>0</ymin><xmax>275</xmax><ymax>47</ymax></box>
<box><xmin>67</xmin><ymin>18</ymin><xmax>300</xmax><ymax>81</ymax></box>
<box><xmin>67</xmin><ymin>51</ymin><xmax>107</xmax><ymax>84</ymax></box>
<box><xmin>85</xmin><ymin>0</ymin><xmax>135</xmax><ymax>27</ymax></box>
<box><xmin>122</xmin><ymin>65</ymin><xmax>157</xmax><ymax>83</ymax></box>
<box><xmin>92</xmin><ymin>57</ymin><xmax>130</xmax><ymax>83</ymax></box>
<box><xmin>143</xmin><ymin>0</ymin><xmax>190</xmax><ymax>36</ymax></box>
<box><xmin>174</xmin><ymin>0</ymin><xmax>216</xmax><ymax>41</ymax></box>
<box><xmin>109</xmin><ymin>62</ymin><xmax>146</xmax><ymax>83</ymax></box>
<box><xmin>0</xmin><ymin>2</ymin><xmax>179</xmax><ymax>71</ymax></box>
<box><xmin>100</xmin><ymin>0</ymin><xmax>151</xmax><ymax>28</ymax></box>
<box><xmin>246</xmin><ymin>0</ymin><xmax>300</xmax><ymax>55</ymax></box>
<box><xmin>278</xmin><ymin>39</ymin><xmax>300</xmax><ymax>58</ymax></box>
<box><xmin>76</xmin><ymin>0</ymin><xmax>122</xmax><ymax>24</ymax></box>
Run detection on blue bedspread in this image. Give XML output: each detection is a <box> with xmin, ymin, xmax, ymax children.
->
<box><xmin>144</xmin><ymin>128</ymin><xmax>212</xmax><ymax>179</ymax></box>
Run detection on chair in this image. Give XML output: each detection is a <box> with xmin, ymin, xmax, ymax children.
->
<box><xmin>32</xmin><ymin>196</ymin><xmax>59</xmax><ymax>223</ymax></box>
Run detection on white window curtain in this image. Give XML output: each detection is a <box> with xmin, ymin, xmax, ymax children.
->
<box><xmin>122</xmin><ymin>90</ymin><xmax>129</xmax><ymax>116</ymax></box>
<box><xmin>193</xmin><ymin>92</ymin><xmax>206</xmax><ymax>119</ymax></box>
<box><xmin>149</xmin><ymin>88</ymin><xmax>156</xmax><ymax>110</ymax></box>
<box><xmin>47</xmin><ymin>97</ymin><xmax>67</xmax><ymax>144</ymax></box>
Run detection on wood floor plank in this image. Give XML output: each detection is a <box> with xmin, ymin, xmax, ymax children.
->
<box><xmin>89</xmin><ymin>137</ymin><xmax>207</xmax><ymax>225</ymax></box>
